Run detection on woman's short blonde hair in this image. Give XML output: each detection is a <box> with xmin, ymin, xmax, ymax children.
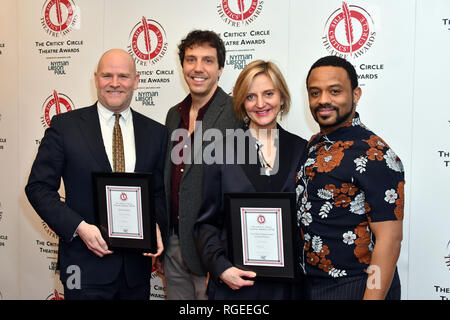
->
<box><xmin>232</xmin><ymin>60</ymin><xmax>291</xmax><ymax>121</ymax></box>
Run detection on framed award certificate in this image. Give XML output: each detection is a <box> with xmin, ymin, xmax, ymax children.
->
<box><xmin>92</xmin><ymin>172</ymin><xmax>156</xmax><ymax>252</ymax></box>
<box><xmin>225</xmin><ymin>192</ymin><xmax>300</xmax><ymax>280</ymax></box>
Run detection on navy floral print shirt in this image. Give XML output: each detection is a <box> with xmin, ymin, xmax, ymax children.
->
<box><xmin>296</xmin><ymin>113</ymin><xmax>404</xmax><ymax>278</ymax></box>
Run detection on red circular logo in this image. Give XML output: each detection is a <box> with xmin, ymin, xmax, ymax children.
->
<box><xmin>257</xmin><ymin>215</ymin><xmax>266</xmax><ymax>224</ymax></box>
<box><xmin>41</xmin><ymin>0</ymin><xmax>78</xmax><ymax>36</ymax></box>
<box><xmin>43</xmin><ymin>0</ymin><xmax>74</xmax><ymax>32</ymax></box>
<box><xmin>218</xmin><ymin>0</ymin><xmax>263</xmax><ymax>26</ymax></box>
<box><xmin>222</xmin><ymin>0</ymin><xmax>258</xmax><ymax>21</ymax></box>
<box><xmin>41</xmin><ymin>91</ymin><xmax>74</xmax><ymax>128</ymax></box>
<box><xmin>46</xmin><ymin>289</ymin><xmax>64</xmax><ymax>300</ymax></box>
<box><xmin>120</xmin><ymin>193</ymin><xmax>128</xmax><ymax>201</ymax></box>
<box><xmin>128</xmin><ymin>17</ymin><xmax>168</xmax><ymax>65</ymax></box>
<box><xmin>323</xmin><ymin>2</ymin><xmax>376</xmax><ymax>58</ymax></box>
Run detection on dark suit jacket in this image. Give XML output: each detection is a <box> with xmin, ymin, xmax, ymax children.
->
<box><xmin>25</xmin><ymin>104</ymin><xmax>167</xmax><ymax>287</ymax></box>
<box><xmin>194</xmin><ymin>125</ymin><xmax>307</xmax><ymax>298</ymax></box>
<box><xmin>163</xmin><ymin>87</ymin><xmax>242</xmax><ymax>276</ymax></box>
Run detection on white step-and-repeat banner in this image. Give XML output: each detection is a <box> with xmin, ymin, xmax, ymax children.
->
<box><xmin>0</xmin><ymin>0</ymin><xmax>449</xmax><ymax>300</ymax></box>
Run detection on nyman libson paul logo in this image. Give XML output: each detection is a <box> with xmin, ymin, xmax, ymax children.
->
<box><xmin>323</xmin><ymin>1</ymin><xmax>376</xmax><ymax>59</ymax></box>
<box><xmin>217</xmin><ymin>0</ymin><xmax>263</xmax><ymax>26</ymax></box>
<box><xmin>128</xmin><ymin>17</ymin><xmax>168</xmax><ymax>67</ymax></box>
<box><xmin>41</xmin><ymin>0</ymin><xmax>79</xmax><ymax>37</ymax></box>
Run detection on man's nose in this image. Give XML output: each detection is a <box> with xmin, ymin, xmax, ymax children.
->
<box><xmin>318</xmin><ymin>92</ymin><xmax>331</xmax><ymax>105</ymax></box>
<box><xmin>193</xmin><ymin>60</ymin><xmax>204</xmax><ymax>72</ymax></box>
<box><xmin>110</xmin><ymin>76</ymin><xmax>119</xmax><ymax>87</ymax></box>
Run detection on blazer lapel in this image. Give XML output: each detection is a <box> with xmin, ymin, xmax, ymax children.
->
<box><xmin>164</xmin><ymin>107</ymin><xmax>182</xmax><ymax>187</ymax></box>
<box><xmin>79</xmin><ymin>104</ymin><xmax>112</xmax><ymax>172</ymax></box>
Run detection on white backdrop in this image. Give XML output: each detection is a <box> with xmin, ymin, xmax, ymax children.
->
<box><xmin>0</xmin><ymin>0</ymin><xmax>448</xmax><ymax>300</ymax></box>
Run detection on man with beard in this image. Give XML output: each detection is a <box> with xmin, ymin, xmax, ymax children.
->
<box><xmin>296</xmin><ymin>55</ymin><xmax>404</xmax><ymax>300</ymax></box>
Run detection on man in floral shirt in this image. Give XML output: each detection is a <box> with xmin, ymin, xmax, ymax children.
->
<box><xmin>296</xmin><ymin>56</ymin><xmax>404</xmax><ymax>299</ymax></box>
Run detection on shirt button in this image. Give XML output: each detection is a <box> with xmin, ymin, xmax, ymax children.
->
<box><xmin>184</xmin><ymin>144</ymin><xmax>188</xmax><ymax>148</ymax></box>
<box><xmin>180</xmin><ymin>168</ymin><xmax>184</xmax><ymax>172</ymax></box>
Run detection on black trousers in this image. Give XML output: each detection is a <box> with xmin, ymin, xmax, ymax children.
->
<box><xmin>305</xmin><ymin>268</ymin><xmax>401</xmax><ymax>300</ymax></box>
<box><xmin>63</xmin><ymin>264</ymin><xmax>150</xmax><ymax>300</ymax></box>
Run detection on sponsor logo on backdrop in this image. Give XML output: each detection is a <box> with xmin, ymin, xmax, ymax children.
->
<box><xmin>41</xmin><ymin>220</ymin><xmax>58</xmax><ymax>240</ymax></box>
<box><xmin>0</xmin><ymin>201</ymin><xmax>8</xmax><ymax>250</ymax></box>
<box><xmin>222</xmin><ymin>30</ymin><xmax>270</xmax><ymax>70</ymax></box>
<box><xmin>0</xmin><ymin>203</ymin><xmax>7</xmax><ymax>246</ymax></box>
<box><xmin>0</xmin><ymin>113</ymin><xmax>4</xmax><ymax>151</ymax></box>
<box><xmin>217</xmin><ymin>1</ymin><xmax>267</xmax><ymax>70</ymax></box>
<box><xmin>38</xmin><ymin>1</ymin><xmax>84</xmax><ymax>75</ymax></box>
<box><xmin>322</xmin><ymin>1</ymin><xmax>376</xmax><ymax>59</ymax></box>
<box><xmin>127</xmin><ymin>17</ymin><xmax>174</xmax><ymax>108</ymax></box>
<box><xmin>35</xmin><ymin>39</ymin><xmax>84</xmax><ymax>75</ymax></box>
<box><xmin>0</xmin><ymin>42</ymin><xmax>4</xmax><ymax>55</ymax></box>
<box><xmin>128</xmin><ymin>17</ymin><xmax>168</xmax><ymax>67</ymax></box>
<box><xmin>37</xmin><ymin>220</ymin><xmax>59</xmax><ymax>272</ymax></box>
<box><xmin>150</xmin><ymin>265</ymin><xmax>166</xmax><ymax>300</ymax></box>
<box><xmin>46</xmin><ymin>289</ymin><xmax>64</xmax><ymax>300</ymax></box>
<box><xmin>322</xmin><ymin>2</ymin><xmax>383</xmax><ymax>84</ymax></box>
<box><xmin>0</xmin><ymin>234</ymin><xmax>7</xmax><ymax>248</ymax></box>
<box><xmin>40</xmin><ymin>90</ymin><xmax>74</xmax><ymax>128</ymax></box>
<box><xmin>41</xmin><ymin>0</ymin><xmax>79</xmax><ymax>37</ymax></box>
<box><xmin>446</xmin><ymin>240</ymin><xmax>450</xmax><ymax>271</ymax></box>
<box><xmin>437</xmin><ymin>150</ymin><xmax>450</xmax><ymax>167</ymax></box>
<box><xmin>433</xmin><ymin>241</ymin><xmax>450</xmax><ymax>300</ymax></box>
<box><xmin>443</xmin><ymin>18</ymin><xmax>450</xmax><ymax>31</ymax></box>
<box><xmin>217</xmin><ymin>0</ymin><xmax>264</xmax><ymax>27</ymax></box>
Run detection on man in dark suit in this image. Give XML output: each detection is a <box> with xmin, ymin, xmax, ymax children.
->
<box><xmin>160</xmin><ymin>30</ymin><xmax>241</xmax><ymax>299</ymax></box>
<box><xmin>25</xmin><ymin>49</ymin><xmax>167</xmax><ymax>300</ymax></box>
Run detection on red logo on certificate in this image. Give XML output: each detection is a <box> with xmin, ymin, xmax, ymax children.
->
<box><xmin>257</xmin><ymin>214</ymin><xmax>266</xmax><ymax>224</ymax></box>
<box><xmin>120</xmin><ymin>193</ymin><xmax>128</xmax><ymax>201</ymax></box>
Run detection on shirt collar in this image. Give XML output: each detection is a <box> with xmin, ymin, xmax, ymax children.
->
<box><xmin>177</xmin><ymin>87</ymin><xmax>219</xmax><ymax>124</ymax></box>
<box><xmin>97</xmin><ymin>101</ymin><xmax>132</xmax><ymax>123</ymax></box>
<box><xmin>319</xmin><ymin>112</ymin><xmax>362</xmax><ymax>141</ymax></box>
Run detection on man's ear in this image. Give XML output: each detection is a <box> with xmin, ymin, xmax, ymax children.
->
<box><xmin>353</xmin><ymin>87</ymin><xmax>362</xmax><ymax>105</ymax></box>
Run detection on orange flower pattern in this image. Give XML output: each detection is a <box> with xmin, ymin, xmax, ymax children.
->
<box><xmin>394</xmin><ymin>181</ymin><xmax>405</xmax><ymax>220</ymax></box>
<box><xmin>296</xmin><ymin>113</ymin><xmax>405</xmax><ymax>278</ymax></box>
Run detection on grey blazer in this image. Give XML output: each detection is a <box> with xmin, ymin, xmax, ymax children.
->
<box><xmin>163</xmin><ymin>87</ymin><xmax>242</xmax><ymax>276</ymax></box>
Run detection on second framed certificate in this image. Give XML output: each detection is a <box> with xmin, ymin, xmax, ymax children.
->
<box><xmin>225</xmin><ymin>192</ymin><xmax>300</xmax><ymax>281</ymax></box>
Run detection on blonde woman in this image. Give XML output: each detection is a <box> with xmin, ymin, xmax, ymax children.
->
<box><xmin>194</xmin><ymin>60</ymin><xmax>307</xmax><ymax>299</ymax></box>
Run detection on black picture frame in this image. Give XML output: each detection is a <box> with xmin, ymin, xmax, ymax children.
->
<box><xmin>92</xmin><ymin>172</ymin><xmax>156</xmax><ymax>253</ymax></box>
<box><xmin>224</xmin><ymin>192</ymin><xmax>300</xmax><ymax>281</ymax></box>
